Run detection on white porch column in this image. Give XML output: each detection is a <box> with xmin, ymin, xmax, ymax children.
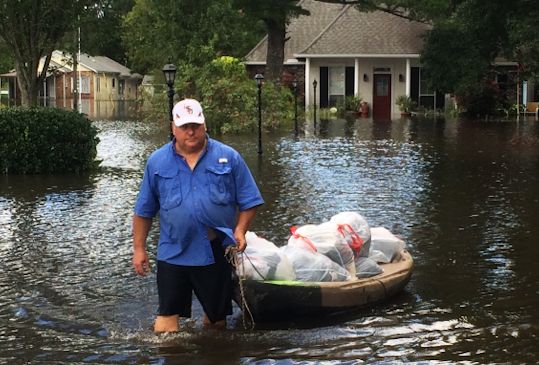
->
<box><xmin>354</xmin><ymin>58</ymin><xmax>359</xmax><ymax>96</ymax></box>
<box><xmin>305</xmin><ymin>58</ymin><xmax>311</xmax><ymax>106</ymax></box>
<box><xmin>406</xmin><ymin>58</ymin><xmax>411</xmax><ymax>96</ymax></box>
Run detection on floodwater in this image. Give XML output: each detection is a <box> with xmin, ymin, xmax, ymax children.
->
<box><xmin>0</xmin><ymin>114</ymin><xmax>538</xmax><ymax>364</ymax></box>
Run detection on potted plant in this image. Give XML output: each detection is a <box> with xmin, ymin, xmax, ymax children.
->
<box><xmin>345</xmin><ymin>95</ymin><xmax>362</xmax><ymax>113</ymax></box>
<box><xmin>395</xmin><ymin>95</ymin><xmax>416</xmax><ymax>116</ymax></box>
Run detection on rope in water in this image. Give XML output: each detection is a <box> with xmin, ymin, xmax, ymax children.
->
<box><xmin>225</xmin><ymin>246</ymin><xmax>256</xmax><ymax>330</ymax></box>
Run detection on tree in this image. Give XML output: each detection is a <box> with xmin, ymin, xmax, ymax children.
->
<box><xmin>232</xmin><ymin>0</ymin><xmax>309</xmax><ymax>82</ymax></box>
<box><xmin>0</xmin><ymin>39</ymin><xmax>13</xmax><ymax>73</ymax></box>
<box><xmin>421</xmin><ymin>0</ymin><xmax>539</xmax><ymax>97</ymax></box>
<box><xmin>122</xmin><ymin>0</ymin><xmax>264</xmax><ymax>74</ymax></box>
<box><xmin>79</xmin><ymin>0</ymin><xmax>135</xmax><ymax>63</ymax></box>
<box><xmin>0</xmin><ymin>0</ymin><xmax>88</xmax><ymax>106</ymax></box>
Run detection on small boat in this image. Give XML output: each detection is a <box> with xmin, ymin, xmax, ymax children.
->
<box><xmin>234</xmin><ymin>248</ymin><xmax>413</xmax><ymax>322</ymax></box>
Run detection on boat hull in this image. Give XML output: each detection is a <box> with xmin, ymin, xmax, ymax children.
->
<box><xmin>235</xmin><ymin>249</ymin><xmax>413</xmax><ymax>322</ymax></box>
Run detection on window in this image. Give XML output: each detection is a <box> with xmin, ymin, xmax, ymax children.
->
<box><xmin>119</xmin><ymin>80</ymin><xmax>125</xmax><ymax>95</ymax></box>
<box><xmin>376</xmin><ymin>77</ymin><xmax>389</xmax><ymax>96</ymax></box>
<box><xmin>80</xmin><ymin>76</ymin><xmax>90</xmax><ymax>94</ymax></box>
<box><xmin>419</xmin><ymin>69</ymin><xmax>436</xmax><ymax>108</ymax></box>
<box><xmin>96</xmin><ymin>76</ymin><xmax>100</xmax><ymax>92</ymax></box>
<box><xmin>112</xmin><ymin>78</ymin><xmax>115</xmax><ymax>88</ymax></box>
<box><xmin>328</xmin><ymin>66</ymin><xmax>345</xmax><ymax>106</ymax></box>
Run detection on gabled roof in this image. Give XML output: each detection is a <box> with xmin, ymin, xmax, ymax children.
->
<box><xmin>49</xmin><ymin>50</ymin><xmax>141</xmax><ymax>78</ymax></box>
<box><xmin>244</xmin><ymin>0</ymin><xmax>430</xmax><ymax>64</ymax></box>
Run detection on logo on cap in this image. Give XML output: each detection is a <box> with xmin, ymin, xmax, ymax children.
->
<box><xmin>172</xmin><ymin>99</ymin><xmax>205</xmax><ymax>127</ymax></box>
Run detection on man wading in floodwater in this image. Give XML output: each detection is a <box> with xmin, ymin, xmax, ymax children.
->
<box><xmin>131</xmin><ymin>98</ymin><xmax>264</xmax><ymax>332</ymax></box>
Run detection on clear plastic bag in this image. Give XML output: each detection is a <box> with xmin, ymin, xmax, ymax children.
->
<box><xmin>370</xmin><ymin>227</ymin><xmax>405</xmax><ymax>262</ymax></box>
<box><xmin>330</xmin><ymin>211</ymin><xmax>371</xmax><ymax>257</ymax></box>
<box><xmin>355</xmin><ymin>257</ymin><xmax>383</xmax><ymax>278</ymax></box>
<box><xmin>238</xmin><ymin>232</ymin><xmax>295</xmax><ymax>281</ymax></box>
<box><xmin>287</xmin><ymin>222</ymin><xmax>356</xmax><ymax>277</ymax></box>
<box><xmin>280</xmin><ymin>245</ymin><xmax>351</xmax><ymax>282</ymax></box>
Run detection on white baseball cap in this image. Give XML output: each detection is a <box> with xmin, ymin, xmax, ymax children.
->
<box><xmin>172</xmin><ymin>98</ymin><xmax>205</xmax><ymax>127</ymax></box>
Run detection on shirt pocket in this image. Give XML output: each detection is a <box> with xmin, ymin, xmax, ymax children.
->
<box><xmin>206</xmin><ymin>165</ymin><xmax>233</xmax><ymax>205</ymax></box>
<box><xmin>154</xmin><ymin>170</ymin><xmax>182</xmax><ymax>210</ymax></box>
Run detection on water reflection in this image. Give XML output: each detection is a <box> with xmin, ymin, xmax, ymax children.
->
<box><xmin>45</xmin><ymin>98</ymin><xmax>139</xmax><ymax>120</ymax></box>
<box><xmin>0</xmin><ymin>116</ymin><xmax>538</xmax><ymax>364</ymax></box>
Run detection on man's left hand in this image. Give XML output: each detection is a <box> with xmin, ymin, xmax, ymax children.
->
<box><xmin>234</xmin><ymin>231</ymin><xmax>247</xmax><ymax>252</ymax></box>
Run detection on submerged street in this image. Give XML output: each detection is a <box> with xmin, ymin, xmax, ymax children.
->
<box><xmin>0</xmin><ymin>115</ymin><xmax>538</xmax><ymax>364</ymax></box>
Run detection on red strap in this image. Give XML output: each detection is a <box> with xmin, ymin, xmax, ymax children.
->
<box><xmin>290</xmin><ymin>226</ymin><xmax>317</xmax><ymax>252</ymax></box>
<box><xmin>337</xmin><ymin>223</ymin><xmax>364</xmax><ymax>255</ymax></box>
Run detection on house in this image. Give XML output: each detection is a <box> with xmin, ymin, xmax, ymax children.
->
<box><xmin>245</xmin><ymin>0</ymin><xmax>436</xmax><ymax>119</ymax></box>
<box><xmin>244</xmin><ymin>0</ymin><xmax>536</xmax><ymax>119</ymax></box>
<box><xmin>0</xmin><ymin>50</ymin><xmax>143</xmax><ymax>113</ymax></box>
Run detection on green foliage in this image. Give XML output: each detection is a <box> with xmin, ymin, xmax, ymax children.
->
<box><xmin>168</xmin><ymin>56</ymin><xmax>294</xmax><ymax>134</ymax></box>
<box><xmin>395</xmin><ymin>95</ymin><xmax>416</xmax><ymax>113</ymax></box>
<box><xmin>345</xmin><ymin>95</ymin><xmax>362</xmax><ymax>111</ymax></box>
<box><xmin>0</xmin><ymin>38</ymin><xmax>12</xmax><ymax>73</ymax></box>
<box><xmin>0</xmin><ymin>0</ymin><xmax>91</xmax><ymax>105</ymax></box>
<box><xmin>78</xmin><ymin>0</ymin><xmax>134</xmax><ymax>62</ymax></box>
<box><xmin>420</xmin><ymin>0</ymin><xmax>539</xmax><ymax>94</ymax></box>
<box><xmin>456</xmin><ymin>81</ymin><xmax>505</xmax><ymax>117</ymax></box>
<box><xmin>122</xmin><ymin>0</ymin><xmax>265</xmax><ymax>74</ymax></box>
<box><xmin>0</xmin><ymin>107</ymin><xmax>99</xmax><ymax>174</ymax></box>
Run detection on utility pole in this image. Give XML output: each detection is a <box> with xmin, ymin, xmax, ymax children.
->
<box><xmin>73</xmin><ymin>28</ymin><xmax>79</xmax><ymax>112</ymax></box>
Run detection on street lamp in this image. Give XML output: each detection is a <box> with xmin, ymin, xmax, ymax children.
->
<box><xmin>163</xmin><ymin>62</ymin><xmax>177</xmax><ymax>140</ymax></box>
<box><xmin>292</xmin><ymin>78</ymin><xmax>298</xmax><ymax>136</ymax></box>
<box><xmin>255</xmin><ymin>73</ymin><xmax>264</xmax><ymax>155</ymax></box>
<box><xmin>313</xmin><ymin>79</ymin><xmax>318</xmax><ymax>130</ymax></box>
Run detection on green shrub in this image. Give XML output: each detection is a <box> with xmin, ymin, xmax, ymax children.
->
<box><xmin>345</xmin><ymin>95</ymin><xmax>362</xmax><ymax>111</ymax></box>
<box><xmin>0</xmin><ymin>107</ymin><xmax>99</xmax><ymax>174</ymax></box>
<box><xmin>175</xmin><ymin>56</ymin><xmax>294</xmax><ymax>134</ymax></box>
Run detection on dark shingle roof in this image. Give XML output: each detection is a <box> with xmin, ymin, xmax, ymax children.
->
<box><xmin>244</xmin><ymin>0</ymin><xmax>430</xmax><ymax>63</ymax></box>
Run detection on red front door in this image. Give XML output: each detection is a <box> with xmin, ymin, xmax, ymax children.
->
<box><xmin>373</xmin><ymin>74</ymin><xmax>391</xmax><ymax>120</ymax></box>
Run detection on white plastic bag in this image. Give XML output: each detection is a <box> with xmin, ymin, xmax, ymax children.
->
<box><xmin>368</xmin><ymin>249</ymin><xmax>391</xmax><ymax>263</ymax></box>
<box><xmin>238</xmin><ymin>232</ymin><xmax>295</xmax><ymax>281</ymax></box>
<box><xmin>280</xmin><ymin>245</ymin><xmax>351</xmax><ymax>282</ymax></box>
<box><xmin>370</xmin><ymin>227</ymin><xmax>405</xmax><ymax>262</ymax></box>
<box><xmin>330</xmin><ymin>211</ymin><xmax>371</xmax><ymax>257</ymax></box>
<box><xmin>355</xmin><ymin>257</ymin><xmax>383</xmax><ymax>278</ymax></box>
<box><xmin>287</xmin><ymin>222</ymin><xmax>356</xmax><ymax>277</ymax></box>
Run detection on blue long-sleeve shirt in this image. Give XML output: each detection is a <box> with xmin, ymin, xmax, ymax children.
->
<box><xmin>134</xmin><ymin>137</ymin><xmax>264</xmax><ymax>266</ymax></box>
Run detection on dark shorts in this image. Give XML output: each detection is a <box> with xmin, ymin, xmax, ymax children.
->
<box><xmin>156</xmin><ymin>239</ymin><xmax>233</xmax><ymax>323</ymax></box>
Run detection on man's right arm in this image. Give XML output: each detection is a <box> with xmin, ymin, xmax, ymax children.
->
<box><xmin>132</xmin><ymin>214</ymin><xmax>153</xmax><ymax>276</ymax></box>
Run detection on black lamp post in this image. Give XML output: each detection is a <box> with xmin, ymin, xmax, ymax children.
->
<box><xmin>255</xmin><ymin>73</ymin><xmax>264</xmax><ymax>155</ymax></box>
<box><xmin>292</xmin><ymin>78</ymin><xmax>298</xmax><ymax>136</ymax></box>
<box><xmin>163</xmin><ymin>62</ymin><xmax>177</xmax><ymax>140</ymax></box>
<box><xmin>313</xmin><ymin>79</ymin><xmax>318</xmax><ymax>130</ymax></box>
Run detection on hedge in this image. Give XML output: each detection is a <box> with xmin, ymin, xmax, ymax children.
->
<box><xmin>0</xmin><ymin>107</ymin><xmax>99</xmax><ymax>174</ymax></box>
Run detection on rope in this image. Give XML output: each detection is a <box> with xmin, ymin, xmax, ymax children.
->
<box><xmin>225</xmin><ymin>246</ymin><xmax>255</xmax><ymax>330</ymax></box>
<box><xmin>290</xmin><ymin>226</ymin><xmax>318</xmax><ymax>252</ymax></box>
<box><xmin>336</xmin><ymin>223</ymin><xmax>364</xmax><ymax>256</ymax></box>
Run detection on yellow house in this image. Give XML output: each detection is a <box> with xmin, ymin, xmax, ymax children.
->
<box><xmin>48</xmin><ymin>50</ymin><xmax>143</xmax><ymax>103</ymax></box>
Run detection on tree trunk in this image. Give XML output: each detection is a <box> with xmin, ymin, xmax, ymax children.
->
<box><xmin>15</xmin><ymin>60</ymin><xmax>39</xmax><ymax>106</ymax></box>
<box><xmin>13</xmin><ymin>51</ymin><xmax>53</xmax><ymax>106</ymax></box>
<box><xmin>265</xmin><ymin>19</ymin><xmax>286</xmax><ymax>84</ymax></box>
